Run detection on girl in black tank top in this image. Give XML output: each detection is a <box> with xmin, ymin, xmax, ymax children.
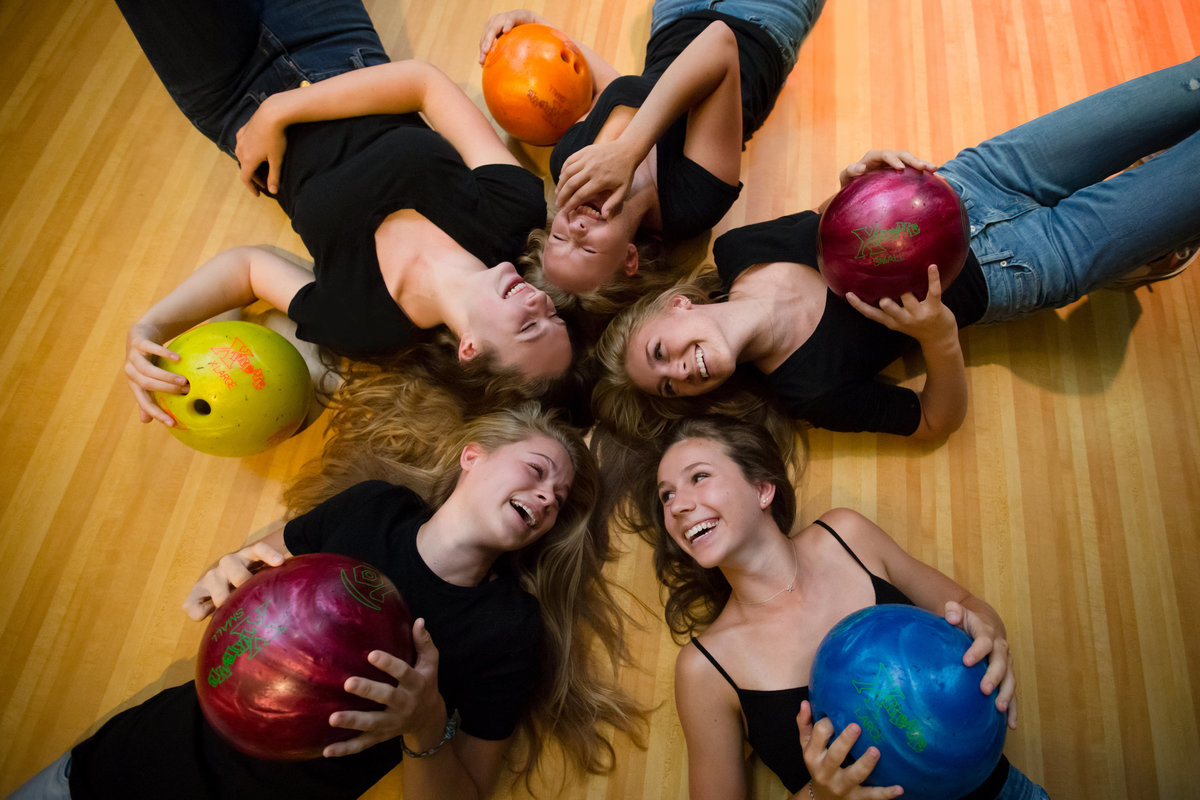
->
<box><xmin>641</xmin><ymin>416</ymin><xmax>1048</xmax><ymax>800</ymax></box>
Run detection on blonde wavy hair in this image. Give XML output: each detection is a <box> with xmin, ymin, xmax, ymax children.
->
<box><xmin>592</xmin><ymin>271</ymin><xmax>797</xmax><ymax>443</ymax></box>
<box><xmin>286</xmin><ymin>402</ymin><xmax>646</xmax><ymax>785</ymax></box>
<box><xmin>520</xmin><ymin>227</ymin><xmax>680</xmax><ymax>322</ymax></box>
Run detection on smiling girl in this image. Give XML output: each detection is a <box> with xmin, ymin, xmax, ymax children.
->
<box><xmin>12</xmin><ymin>405</ymin><xmax>645</xmax><ymax>799</ymax></box>
<box><xmin>632</xmin><ymin>415</ymin><xmax>1048</xmax><ymax>800</ymax></box>
<box><xmin>118</xmin><ymin>0</ymin><xmax>574</xmax><ymax>431</ymax></box>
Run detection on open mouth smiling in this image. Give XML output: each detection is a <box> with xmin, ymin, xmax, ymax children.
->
<box><xmin>695</xmin><ymin>345</ymin><xmax>709</xmax><ymax>379</ymax></box>
<box><xmin>574</xmin><ymin>202</ymin><xmax>604</xmax><ymax>221</ymax></box>
<box><xmin>684</xmin><ymin>519</ymin><xmax>716</xmax><ymax>543</ymax></box>
<box><xmin>505</xmin><ymin>280</ymin><xmax>530</xmax><ymax>299</ymax></box>
<box><xmin>511</xmin><ymin>499</ymin><xmax>537</xmax><ymax>528</ymax></box>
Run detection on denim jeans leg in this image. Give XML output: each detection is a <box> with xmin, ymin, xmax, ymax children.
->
<box><xmin>948</xmin><ymin>56</ymin><xmax>1200</xmax><ymax>206</ymax></box>
<box><xmin>650</xmin><ymin>0</ymin><xmax>826</xmax><ymax>69</ymax></box>
<box><xmin>114</xmin><ymin>0</ymin><xmax>265</xmax><ymax>145</ymax></box>
<box><xmin>991</xmin><ymin>765</ymin><xmax>1051</xmax><ymax>800</ymax></box>
<box><xmin>257</xmin><ymin>0</ymin><xmax>389</xmax><ymax>81</ymax></box>
<box><xmin>940</xmin><ymin>56</ymin><xmax>1200</xmax><ymax>321</ymax></box>
<box><xmin>115</xmin><ymin>0</ymin><xmax>388</xmax><ymax>155</ymax></box>
<box><xmin>6</xmin><ymin>751</ymin><xmax>72</xmax><ymax>800</ymax></box>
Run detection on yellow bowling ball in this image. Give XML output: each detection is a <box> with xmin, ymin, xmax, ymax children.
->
<box><xmin>153</xmin><ymin>321</ymin><xmax>313</xmax><ymax>457</ymax></box>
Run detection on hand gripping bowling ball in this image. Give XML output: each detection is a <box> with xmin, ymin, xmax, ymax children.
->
<box><xmin>153</xmin><ymin>320</ymin><xmax>313</xmax><ymax>457</ymax></box>
<box><xmin>482</xmin><ymin>23</ymin><xmax>593</xmax><ymax>146</ymax></box>
<box><xmin>196</xmin><ymin>553</ymin><xmax>415</xmax><ymax>760</ymax></box>
<box><xmin>818</xmin><ymin>168</ymin><xmax>969</xmax><ymax>306</ymax></box>
<box><xmin>808</xmin><ymin>605</ymin><xmax>1007</xmax><ymax>800</ymax></box>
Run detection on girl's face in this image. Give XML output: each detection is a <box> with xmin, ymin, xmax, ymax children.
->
<box><xmin>656</xmin><ymin>437</ymin><xmax>774</xmax><ymax>567</ymax></box>
<box><xmin>542</xmin><ymin>204</ymin><xmax>640</xmax><ymax>294</ymax></box>
<box><xmin>460</xmin><ymin>262</ymin><xmax>572</xmax><ymax>380</ymax></box>
<box><xmin>626</xmin><ymin>296</ymin><xmax>733</xmax><ymax>398</ymax></box>
<box><xmin>458</xmin><ymin>434</ymin><xmax>575</xmax><ymax>552</ymax></box>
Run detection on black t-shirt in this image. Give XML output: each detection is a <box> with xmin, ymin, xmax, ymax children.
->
<box><xmin>276</xmin><ymin>114</ymin><xmax>546</xmax><ymax>358</ymax></box>
<box><xmin>713</xmin><ymin>211</ymin><xmax>988</xmax><ymax>435</ymax></box>
<box><xmin>550</xmin><ymin>12</ymin><xmax>788</xmax><ymax>241</ymax></box>
<box><xmin>69</xmin><ymin>482</ymin><xmax>543</xmax><ymax>799</ymax></box>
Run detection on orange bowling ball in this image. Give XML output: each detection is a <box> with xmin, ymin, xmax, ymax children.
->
<box><xmin>482</xmin><ymin>23</ymin><xmax>592</xmax><ymax>146</ymax></box>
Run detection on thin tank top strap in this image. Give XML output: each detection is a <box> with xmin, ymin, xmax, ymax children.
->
<box><xmin>812</xmin><ymin>518</ymin><xmax>871</xmax><ymax>576</ymax></box>
<box><xmin>690</xmin><ymin>636</ymin><xmax>741</xmax><ymax>691</ymax></box>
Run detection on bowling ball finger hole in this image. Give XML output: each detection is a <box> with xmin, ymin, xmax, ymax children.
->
<box><xmin>192</xmin><ymin>399</ymin><xmax>212</xmax><ymax>416</ymax></box>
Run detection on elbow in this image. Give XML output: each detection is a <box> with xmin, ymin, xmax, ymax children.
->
<box><xmin>909</xmin><ymin>409</ymin><xmax>966</xmax><ymax>442</ymax></box>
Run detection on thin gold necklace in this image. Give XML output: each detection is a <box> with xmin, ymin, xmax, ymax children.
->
<box><xmin>732</xmin><ymin>537</ymin><xmax>798</xmax><ymax>606</ymax></box>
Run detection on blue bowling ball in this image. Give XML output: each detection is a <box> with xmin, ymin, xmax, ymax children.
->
<box><xmin>808</xmin><ymin>605</ymin><xmax>1007</xmax><ymax>800</ymax></box>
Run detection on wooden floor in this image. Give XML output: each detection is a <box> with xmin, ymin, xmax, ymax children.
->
<box><xmin>2</xmin><ymin>1</ymin><xmax>1198</xmax><ymax>797</ymax></box>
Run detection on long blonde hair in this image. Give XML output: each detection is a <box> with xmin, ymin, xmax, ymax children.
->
<box><xmin>286</xmin><ymin>403</ymin><xmax>646</xmax><ymax>783</ymax></box>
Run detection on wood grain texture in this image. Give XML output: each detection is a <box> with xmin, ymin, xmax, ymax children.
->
<box><xmin>1</xmin><ymin>1</ymin><xmax>1197</xmax><ymax>797</ymax></box>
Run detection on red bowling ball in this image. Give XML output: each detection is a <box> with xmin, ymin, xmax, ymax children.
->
<box><xmin>818</xmin><ymin>167</ymin><xmax>970</xmax><ymax>306</ymax></box>
<box><xmin>196</xmin><ymin>553</ymin><xmax>414</xmax><ymax>760</ymax></box>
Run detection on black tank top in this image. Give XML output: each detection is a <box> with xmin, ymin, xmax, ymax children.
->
<box><xmin>689</xmin><ymin>519</ymin><xmax>1010</xmax><ymax>797</ymax></box>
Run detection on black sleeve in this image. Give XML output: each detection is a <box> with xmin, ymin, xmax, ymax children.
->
<box><xmin>471</xmin><ymin>163</ymin><xmax>549</xmax><ymax>258</ymax></box>
<box><xmin>799</xmin><ymin>381</ymin><xmax>923</xmax><ymax>436</ymax></box>
<box><xmin>714</xmin><ymin>211</ymin><xmax>821</xmax><ymax>286</ymax></box>
<box><xmin>283</xmin><ymin>481</ymin><xmax>401</xmax><ymax>555</ymax></box>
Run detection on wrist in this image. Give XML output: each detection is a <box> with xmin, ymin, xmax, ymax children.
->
<box><xmin>918</xmin><ymin>326</ymin><xmax>962</xmax><ymax>355</ymax></box>
<box><xmin>401</xmin><ymin>709</ymin><xmax>460</xmax><ymax>759</ymax></box>
<box><xmin>261</xmin><ymin>92</ymin><xmax>299</xmax><ymax>129</ymax></box>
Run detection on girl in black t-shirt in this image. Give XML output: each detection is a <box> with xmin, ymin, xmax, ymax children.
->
<box><xmin>595</xmin><ymin>53</ymin><xmax>1200</xmax><ymax>442</ymax></box>
<box><xmin>626</xmin><ymin>415</ymin><xmax>1047</xmax><ymax>800</ymax></box>
<box><xmin>120</xmin><ymin>0</ymin><xmax>573</xmax><ymax>433</ymax></box>
<box><xmin>11</xmin><ymin>405</ymin><xmax>645</xmax><ymax>799</ymax></box>
<box><xmin>478</xmin><ymin>2</ymin><xmax>825</xmax><ymax>317</ymax></box>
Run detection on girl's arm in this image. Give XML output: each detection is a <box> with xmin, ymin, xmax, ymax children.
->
<box><xmin>124</xmin><ymin>246</ymin><xmax>314</xmax><ymax>426</ymax></box>
<box><xmin>555</xmin><ymin>20</ymin><xmax>744</xmax><ymax>217</ymax></box>
<box><xmin>235</xmin><ymin>60</ymin><xmax>515</xmax><ymax>194</ymax></box>
<box><xmin>329</xmin><ymin>621</ymin><xmax>511</xmax><ymax>799</ymax></box>
<box><xmin>823</xmin><ymin>509</ymin><xmax>1017</xmax><ymax>727</ymax></box>
<box><xmin>674</xmin><ymin>643</ymin><xmax>753</xmax><ymax>800</ymax></box>
<box><xmin>844</xmin><ymin>265</ymin><xmax>968</xmax><ymax>440</ymax></box>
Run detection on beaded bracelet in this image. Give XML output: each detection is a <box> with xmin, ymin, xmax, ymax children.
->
<box><xmin>400</xmin><ymin>709</ymin><xmax>461</xmax><ymax>758</ymax></box>
<box><xmin>808</xmin><ymin>784</ymin><xmax>816</xmax><ymax>799</ymax></box>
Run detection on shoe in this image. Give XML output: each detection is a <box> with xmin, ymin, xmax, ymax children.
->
<box><xmin>1105</xmin><ymin>242</ymin><xmax>1197</xmax><ymax>291</ymax></box>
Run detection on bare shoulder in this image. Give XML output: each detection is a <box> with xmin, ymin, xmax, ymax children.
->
<box><xmin>810</xmin><ymin>508</ymin><xmax>897</xmax><ymax>569</ymax></box>
<box><xmin>675</xmin><ymin>637</ymin><xmax>735</xmax><ymax>698</ymax></box>
<box><xmin>813</xmin><ymin>507</ymin><xmax>880</xmax><ymax>541</ymax></box>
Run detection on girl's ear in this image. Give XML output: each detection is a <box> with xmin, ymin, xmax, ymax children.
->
<box><xmin>669</xmin><ymin>294</ymin><xmax>693</xmax><ymax>310</ymax></box>
<box><xmin>460</xmin><ymin>442</ymin><xmax>485</xmax><ymax>472</ymax></box>
<box><xmin>756</xmin><ymin>481</ymin><xmax>776</xmax><ymax>510</ymax></box>
<box><xmin>457</xmin><ymin>333</ymin><xmax>479</xmax><ymax>363</ymax></box>
<box><xmin>624</xmin><ymin>243</ymin><xmax>640</xmax><ymax>276</ymax></box>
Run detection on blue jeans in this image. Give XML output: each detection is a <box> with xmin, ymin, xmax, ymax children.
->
<box><xmin>994</xmin><ymin>764</ymin><xmax>1051</xmax><ymax>800</ymax></box>
<box><xmin>114</xmin><ymin>0</ymin><xmax>389</xmax><ymax>157</ymax></box>
<box><xmin>6</xmin><ymin>751</ymin><xmax>71</xmax><ymax>800</ymax></box>
<box><xmin>650</xmin><ymin>0</ymin><xmax>827</xmax><ymax>72</ymax></box>
<box><xmin>937</xmin><ymin>56</ymin><xmax>1200</xmax><ymax>324</ymax></box>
